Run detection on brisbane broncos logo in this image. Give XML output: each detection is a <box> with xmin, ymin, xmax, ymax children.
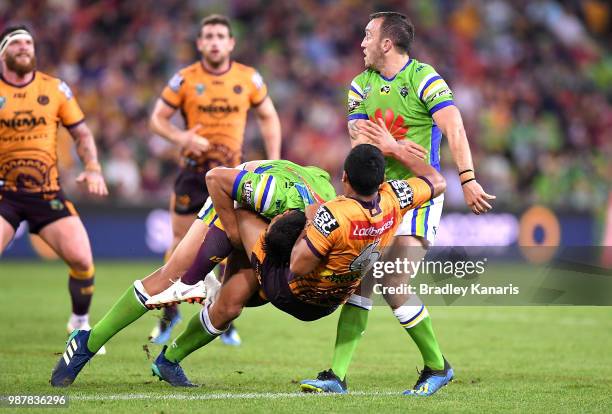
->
<box><xmin>0</xmin><ymin>149</ymin><xmax>56</xmax><ymax>192</ymax></box>
<box><xmin>369</xmin><ymin>108</ymin><xmax>408</xmax><ymax>141</ymax></box>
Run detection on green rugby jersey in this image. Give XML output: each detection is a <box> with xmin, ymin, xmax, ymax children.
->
<box><xmin>231</xmin><ymin>160</ymin><xmax>336</xmax><ymax>218</ymax></box>
<box><xmin>347</xmin><ymin>58</ymin><xmax>454</xmax><ymax>180</ymax></box>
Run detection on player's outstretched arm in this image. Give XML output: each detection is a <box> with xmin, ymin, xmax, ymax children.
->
<box><xmin>205</xmin><ymin>167</ymin><xmax>244</xmax><ymax>247</ymax></box>
<box><xmin>254</xmin><ymin>96</ymin><xmax>281</xmax><ymax>160</ymax></box>
<box><xmin>149</xmin><ymin>99</ymin><xmax>210</xmax><ymax>156</ymax></box>
<box><xmin>68</xmin><ymin>122</ymin><xmax>108</xmax><ymax>196</ymax></box>
<box><xmin>432</xmin><ymin>105</ymin><xmax>495</xmax><ymax>214</ymax></box>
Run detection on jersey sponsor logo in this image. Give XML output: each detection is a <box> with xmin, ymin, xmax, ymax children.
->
<box><xmin>313</xmin><ymin>205</ymin><xmax>339</xmax><ymax>237</ymax></box>
<box><xmin>197</xmin><ymin>98</ymin><xmax>240</xmax><ymax>119</ymax></box>
<box><xmin>37</xmin><ymin>95</ymin><xmax>49</xmax><ymax>105</ymax></box>
<box><xmin>0</xmin><ymin>111</ymin><xmax>47</xmax><ymax>132</ymax></box>
<box><xmin>428</xmin><ymin>88</ymin><xmax>452</xmax><ymax>102</ymax></box>
<box><xmin>58</xmin><ymin>81</ymin><xmax>74</xmax><ymax>99</ymax></box>
<box><xmin>241</xmin><ymin>179</ymin><xmax>254</xmax><ymax>205</ymax></box>
<box><xmin>363</xmin><ymin>84</ymin><xmax>371</xmax><ymax>99</ymax></box>
<box><xmin>233</xmin><ymin>85</ymin><xmax>242</xmax><ymax>94</ymax></box>
<box><xmin>0</xmin><ymin>96</ymin><xmax>5</xmax><ymax>108</ymax></box>
<box><xmin>388</xmin><ymin>180</ymin><xmax>414</xmax><ymax>208</ymax></box>
<box><xmin>168</xmin><ymin>73</ymin><xmax>184</xmax><ymax>92</ymax></box>
<box><xmin>49</xmin><ymin>199</ymin><xmax>65</xmax><ymax>211</ymax></box>
<box><xmin>416</xmin><ymin>64</ymin><xmax>425</xmax><ymax>72</ymax></box>
<box><xmin>369</xmin><ymin>108</ymin><xmax>408</xmax><ymax>141</ymax></box>
<box><xmin>348</xmin><ymin>98</ymin><xmax>360</xmax><ymax>113</ymax></box>
<box><xmin>195</xmin><ymin>83</ymin><xmax>205</xmax><ymax>95</ymax></box>
<box><xmin>13</xmin><ymin>92</ymin><xmax>26</xmax><ymax>98</ymax></box>
<box><xmin>399</xmin><ymin>86</ymin><xmax>409</xmax><ymax>97</ymax></box>
<box><xmin>349</xmin><ymin>212</ymin><xmax>395</xmax><ymax>240</ymax></box>
<box><xmin>380</xmin><ymin>85</ymin><xmax>391</xmax><ymax>95</ymax></box>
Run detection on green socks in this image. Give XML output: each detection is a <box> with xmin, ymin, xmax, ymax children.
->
<box><xmin>164</xmin><ymin>308</ymin><xmax>219</xmax><ymax>363</ymax></box>
<box><xmin>405</xmin><ymin>315</ymin><xmax>444</xmax><ymax>370</ymax></box>
<box><xmin>331</xmin><ymin>304</ymin><xmax>369</xmax><ymax>380</ymax></box>
<box><xmin>87</xmin><ymin>285</ymin><xmax>148</xmax><ymax>353</ymax></box>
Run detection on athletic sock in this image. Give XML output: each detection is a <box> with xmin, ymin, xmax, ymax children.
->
<box><xmin>68</xmin><ymin>275</ymin><xmax>94</xmax><ymax>315</ymax></box>
<box><xmin>164</xmin><ymin>304</ymin><xmax>221</xmax><ymax>363</ymax></box>
<box><xmin>331</xmin><ymin>302</ymin><xmax>370</xmax><ymax>380</ymax></box>
<box><xmin>182</xmin><ymin>225</ymin><xmax>233</xmax><ymax>285</ymax></box>
<box><xmin>395</xmin><ymin>305</ymin><xmax>444</xmax><ymax>370</ymax></box>
<box><xmin>87</xmin><ymin>281</ymin><xmax>150</xmax><ymax>353</ymax></box>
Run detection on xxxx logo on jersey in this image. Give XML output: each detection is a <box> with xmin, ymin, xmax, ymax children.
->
<box><xmin>369</xmin><ymin>108</ymin><xmax>408</xmax><ymax>141</ymax></box>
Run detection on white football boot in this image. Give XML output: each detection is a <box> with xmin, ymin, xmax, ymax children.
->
<box><xmin>145</xmin><ymin>276</ymin><xmax>211</xmax><ymax>308</ymax></box>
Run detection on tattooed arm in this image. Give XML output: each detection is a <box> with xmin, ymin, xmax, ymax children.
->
<box><xmin>68</xmin><ymin>123</ymin><xmax>109</xmax><ymax>196</ymax></box>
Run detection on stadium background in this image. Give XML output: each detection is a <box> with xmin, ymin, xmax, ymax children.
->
<box><xmin>1</xmin><ymin>0</ymin><xmax>610</xmax><ymax>259</ymax></box>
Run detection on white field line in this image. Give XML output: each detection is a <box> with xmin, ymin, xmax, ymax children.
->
<box><xmin>71</xmin><ymin>391</ymin><xmax>399</xmax><ymax>401</ymax></box>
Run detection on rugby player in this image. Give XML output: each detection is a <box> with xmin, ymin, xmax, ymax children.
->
<box><xmin>146</xmin><ymin>142</ymin><xmax>445</xmax><ymax>388</ymax></box>
<box><xmin>148</xmin><ymin>14</ymin><xmax>281</xmax><ymax>344</ymax></box>
<box><xmin>0</xmin><ymin>25</ymin><xmax>108</xmax><ymax>349</ymax></box>
<box><xmin>301</xmin><ymin>12</ymin><xmax>495</xmax><ymax>396</ymax></box>
<box><xmin>50</xmin><ymin>159</ymin><xmax>335</xmax><ymax>387</ymax></box>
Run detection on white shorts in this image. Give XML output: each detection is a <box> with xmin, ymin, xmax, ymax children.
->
<box><xmin>395</xmin><ymin>194</ymin><xmax>444</xmax><ymax>245</ymax></box>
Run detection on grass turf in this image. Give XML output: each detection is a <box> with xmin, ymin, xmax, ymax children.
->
<box><xmin>0</xmin><ymin>261</ymin><xmax>611</xmax><ymax>413</ymax></box>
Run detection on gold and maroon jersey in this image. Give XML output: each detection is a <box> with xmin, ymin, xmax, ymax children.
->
<box><xmin>160</xmin><ymin>61</ymin><xmax>268</xmax><ymax>169</ymax></box>
<box><xmin>0</xmin><ymin>71</ymin><xmax>84</xmax><ymax>193</ymax></box>
<box><xmin>253</xmin><ymin>177</ymin><xmax>434</xmax><ymax>307</ymax></box>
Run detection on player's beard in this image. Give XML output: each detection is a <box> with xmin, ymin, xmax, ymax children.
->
<box><xmin>5</xmin><ymin>52</ymin><xmax>36</xmax><ymax>77</ymax></box>
<box><xmin>365</xmin><ymin>47</ymin><xmax>385</xmax><ymax>72</ymax></box>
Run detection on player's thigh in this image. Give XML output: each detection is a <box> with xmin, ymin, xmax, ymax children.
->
<box><xmin>170</xmin><ymin>211</ymin><xmax>195</xmax><ymax>242</ymax></box>
<box><xmin>0</xmin><ymin>215</ymin><xmax>16</xmax><ymax>252</ymax></box>
<box><xmin>164</xmin><ymin>218</ymin><xmax>209</xmax><ymax>277</ymax></box>
<box><xmin>235</xmin><ymin>209</ymin><xmax>268</xmax><ymax>259</ymax></box>
<box><xmin>38</xmin><ymin>216</ymin><xmax>93</xmax><ymax>271</ymax></box>
<box><xmin>380</xmin><ymin>234</ymin><xmax>428</xmax><ymax>308</ymax></box>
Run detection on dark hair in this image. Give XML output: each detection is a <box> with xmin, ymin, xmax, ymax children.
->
<box><xmin>199</xmin><ymin>14</ymin><xmax>233</xmax><ymax>37</ymax></box>
<box><xmin>0</xmin><ymin>24</ymin><xmax>33</xmax><ymax>43</ymax></box>
<box><xmin>263</xmin><ymin>210</ymin><xmax>307</xmax><ymax>267</ymax></box>
<box><xmin>344</xmin><ymin>144</ymin><xmax>385</xmax><ymax>196</ymax></box>
<box><xmin>369</xmin><ymin>12</ymin><xmax>414</xmax><ymax>54</ymax></box>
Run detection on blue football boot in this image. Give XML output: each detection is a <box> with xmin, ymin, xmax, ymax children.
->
<box><xmin>151</xmin><ymin>345</ymin><xmax>198</xmax><ymax>387</ymax></box>
<box><xmin>300</xmin><ymin>369</ymin><xmax>348</xmax><ymax>394</ymax></box>
<box><xmin>220</xmin><ymin>323</ymin><xmax>241</xmax><ymax>346</ymax></box>
<box><xmin>403</xmin><ymin>357</ymin><xmax>454</xmax><ymax>396</ymax></box>
<box><xmin>50</xmin><ymin>330</ymin><xmax>95</xmax><ymax>387</ymax></box>
<box><xmin>149</xmin><ymin>309</ymin><xmax>181</xmax><ymax>345</ymax></box>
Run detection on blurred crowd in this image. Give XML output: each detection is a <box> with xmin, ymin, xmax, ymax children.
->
<box><xmin>2</xmin><ymin>0</ymin><xmax>610</xmax><ymax>212</ymax></box>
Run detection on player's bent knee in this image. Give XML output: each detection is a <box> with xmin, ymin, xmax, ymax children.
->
<box><xmin>69</xmin><ymin>265</ymin><xmax>95</xmax><ymax>280</ymax></box>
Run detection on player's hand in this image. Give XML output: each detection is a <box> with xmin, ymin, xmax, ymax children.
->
<box><xmin>76</xmin><ymin>170</ymin><xmax>109</xmax><ymax>196</ymax></box>
<box><xmin>177</xmin><ymin>125</ymin><xmax>210</xmax><ymax>156</ymax></box>
<box><xmin>359</xmin><ymin>118</ymin><xmax>427</xmax><ymax>160</ymax></box>
<box><xmin>462</xmin><ymin>180</ymin><xmax>495</xmax><ymax>214</ymax></box>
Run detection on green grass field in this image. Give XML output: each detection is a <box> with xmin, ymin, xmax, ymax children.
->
<box><xmin>0</xmin><ymin>261</ymin><xmax>611</xmax><ymax>413</ymax></box>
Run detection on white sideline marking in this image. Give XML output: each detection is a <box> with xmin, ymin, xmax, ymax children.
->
<box><xmin>71</xmin><ymin>391</ymin><xmax>399</xmax><ymax>401</ymax></box>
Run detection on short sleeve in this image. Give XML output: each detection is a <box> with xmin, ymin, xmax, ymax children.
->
<box><xmin>413</xmin><ymin>64</ymin><xmax>454</xmax><ymax>115</ymax></box>
<box><xmin>385</xmin><ymin>177</ymin><xmax>434</xmax><ymax>214</ymax></box>
<box><xmin>249</xmin><ymin>70</ymin><xmax>268</xmax><ymax>106</ymax></box>
<box><xmin>304</xmin><ymin>204</ymin><xmax>340</xmax><ymax>258</ymax></box>
<box><xmin>233</xmin><ymin>170</ymin><xmax>277</xmax><ymax>216</ymax></box>
<box><xmin>347</xmin><ymin>75</ymin><xmax>368</xmax><ymax>121</ymax></box>
<box><xmin>57</xmin><ymin>80</ymin><xmax>85</xmax><ymax>127</ymax></box>
<box><xmin>160</xmin><ymin>72</ymin><xmax>185</xmax><ymax>109</ymax></box>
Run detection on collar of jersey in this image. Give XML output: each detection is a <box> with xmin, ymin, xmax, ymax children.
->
<box><xmin>0</xmin><ymin>70</ymin><xmax>37</xmax><ymax>88</ymax></box>
<box><xmin>200</xmin><ymin>60</ymin><xmax>233</xmax><ymax>77</ymax></box>
<box><xmin>378</xmin><ymin>58</ymin><xmax>412</xmax><ymax>82</ymax></box>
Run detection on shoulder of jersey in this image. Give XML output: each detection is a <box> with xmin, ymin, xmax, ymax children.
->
<box><xmin>35</xmin><ymin>70</ymin><xmax>60</xmax><ymax>85</ymax></box>
<box><xmin>231</xmin><ymin>61</ymin><xmax>257</xmax><ymax>75</ymax></box>
<box><xmin>179</xmin><ymin>62</ymin><xmax>202</xmax><ymax>77</ymax></box>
